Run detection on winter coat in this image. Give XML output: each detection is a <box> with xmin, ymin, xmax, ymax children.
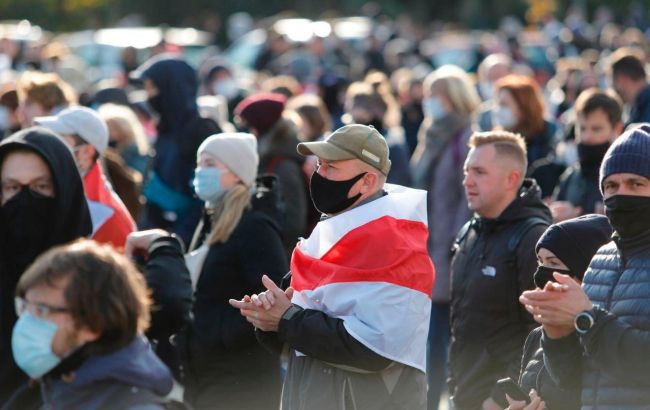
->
<box><xmin>449</xmin><ymin>179</ymin><xmax>551</xmax><ymax>410</ymax></box>
<box><xmin>139</xmin><ymin>57</ymin><xmax>220</xmax><ymax>245</ymax></box>
<box><xmin>180</xmin><ymin>209</ymin><xmax>287</xmax><ymax>409</ymax></box>
<box><xmin>628</xmin><ymin>84</ymin><xmax>650</xmax><ymax>126</ymax></box>
<box><xmin>517</xmin><ymin>327</ymin><xmax>581</xmax><ymax>410</ymax></box>
<box><xmin>411</xmin><ymin>114</ymin><xmax>473</xmax><ymax>303</ymax></box>
<box><xmin>543</xmin><ymin>239</ymin><xmax>650</xmax><ymax>409</ymax></box>
<box><xmin>258</xmin><ymin>119</ymin><xmax>308</xmax><ymax>257</ymax></box>
<box><xmin>0</xmin><ymin>128</ymin><xmax>92</xmax><ymax>404</ymax></box>
<box><xmin>35</xmin><ymin>336</ymin><xmax>172</xmax><ymax>410</ymax></box>
<box><xmin>554</xmin><ymin>165</ymin><xmax>602</xmax><ymax>214</ymax></box>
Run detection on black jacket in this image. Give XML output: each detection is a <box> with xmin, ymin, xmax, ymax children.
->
<box><xmin>180</xmin><ymin>209</ymin><xmax>288</xmax><ymax>409</ymax></box>
<box><xmin>142</xmin><ymin>236</ymin><xmax>193</xmax><ymax>342</ymax></box>
<box><xmin>449</xmin><ymin>179</ymin><xmax>551</xmax><ymax>410</ymax></box>
<box><xmin>258</xmin><ymin>119</ymin><xmax>308</xmax><ymax>257</ymax></box>
<box><xmin>627</xmin><ymin>84</ymin><xmax>650</xmax><ymax>126</ymax></box>
<box><xmin>0</xmin><ymin>128</ymin><xmax>92</xmax><ymax>404</ymax></box>
<box><xmin>543</xmin><ymin>239</ymin><xmax>650</xmax><ymax>409</ymax></box>
<box><xmin>518</xmin><ymin>327</ymin><xmax>581</xmax><ymax>410</ymax></box>
<box><xmin>554</xmin><ymin>165</ymin><xmax>602</xmax><ymax>214</ymax></box>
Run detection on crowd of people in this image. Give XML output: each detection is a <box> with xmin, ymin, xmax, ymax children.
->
<box><xmin>1</xmin><ymin>7</ymin><xmax>650</xmax><ymax>410</ymax></box>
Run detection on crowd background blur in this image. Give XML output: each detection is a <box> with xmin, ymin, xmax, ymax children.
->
<box><xmin>2</xmin><ymin>1</ymin><xmax>650</xmax><ymax>409</ymax></box>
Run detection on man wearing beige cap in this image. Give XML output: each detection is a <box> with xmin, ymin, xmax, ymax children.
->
<box><xmin>231</xmin><ymin>124</ymin><xmax>435</xmax><ymax>409</ymax></box>
<box><xmin>35</xmin><ymin>106</ymin><xmax>135</xmax><ymax>250</ymax></box>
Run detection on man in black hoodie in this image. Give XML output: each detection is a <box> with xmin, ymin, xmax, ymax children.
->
<box><xmin>449</xmin><ymin>131</ymin><xmax>551</xmax><ymax>410</ymax></box>
<box><xmin>0</xmin><ymin>127</ymin><xmax>92</xmax><ymax>403</ymax></box>
<box><xmin>132</xmin><ymin>55</ymin><xmax>220</xmax><ymax>246</ymax></box>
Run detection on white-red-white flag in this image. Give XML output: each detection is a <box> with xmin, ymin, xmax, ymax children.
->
<box><xmin>290</xmin><ymin>184</ymin><xmax>435</xmax><ymax>372</ymax></box>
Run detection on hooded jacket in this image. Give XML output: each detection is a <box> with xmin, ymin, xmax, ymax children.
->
<box><xmin>449</xmin><ymin>179</ymin><xmax>551</xmax><ymax>410</ymax></box>
<box><xmin>37</xmin><ymin>336</ymin><xmax>173</xmax><ymax>410</ymax></box>
<box><xmin>0</xmin><ymin>127</ymin><xmax>92</xmax><ymax>403</ymax></box>
<box><xmin>137</xmin><ymin>56</ymin><xmax>220</xmax><ymax>244</ymax></box>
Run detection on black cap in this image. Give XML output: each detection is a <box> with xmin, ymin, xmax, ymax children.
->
<box><xmin>535</xmin><ymin>214</ymin><xmax>613</xmax><ymax>279</ymax></box>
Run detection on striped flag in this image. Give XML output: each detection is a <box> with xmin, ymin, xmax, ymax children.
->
<box><xmin>290</xmin><ymin>184</ymin><xmax>435</xmax><ymax>372</ymax></box>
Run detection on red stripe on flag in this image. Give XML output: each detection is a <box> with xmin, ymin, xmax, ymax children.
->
<box><xmin>291</xmin><ymin>216</ymin><xmax>435</xmax><ymax>296</ymax></box>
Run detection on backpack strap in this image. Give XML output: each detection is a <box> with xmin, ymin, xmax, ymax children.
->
<box><xmin>507</xmin><ymin>216</ymin><xmax>549</xmax><ymax>253</ymax></box>
<box><xmin>451</xmin><ymin>218</ymin><xmax>477</xmax><ymax>256</ymax></box>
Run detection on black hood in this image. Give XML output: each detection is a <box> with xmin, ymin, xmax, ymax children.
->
<box><xmin>0</xmin><ymin>127</ymin><xmax>92</xmax><ymax>247</ymax></box>
<box><xmin>483</xmin><ymin>178</ymin><xmax>552</xmax><ymax>226</ymax></box>
<box><xmin>137</xmin><ymin>55</ymin><xmax>199</xmax><ymax>135</ymax></box>
<box><xmin>0</xmin><ymin>128</ymin><xmax>92</xmax><ymax>396</ymax></box>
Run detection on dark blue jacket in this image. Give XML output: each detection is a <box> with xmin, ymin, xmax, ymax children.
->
<box><xmin>40</xmin><ymin>336</ymin><xmax>174</xmax><ymax>410</ymax></box>
<box><xmin>139</xmin><ymin>57</ymin><xmax>220</xmax><ymax>244</ymax></box>
<box><xmin>543</xmin><ymin>241</ymin><xmax>650</xmax><ymax>409</ymax></box>
<box><xmin>628</xmin><ymin>85</ymin><xmax>650</xmax><ymax>126</ymax></box>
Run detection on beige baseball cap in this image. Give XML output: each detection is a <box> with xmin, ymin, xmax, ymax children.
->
<box><xmin>297</xmin><ymin>124</ymin><xmax>391</xmax><ymax>175</ymax></box>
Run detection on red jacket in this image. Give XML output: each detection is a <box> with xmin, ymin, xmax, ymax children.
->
<box><xmin>84</xmin><ymin>161</ymin><xmax>136</xmax><ymax>251</ymax></box>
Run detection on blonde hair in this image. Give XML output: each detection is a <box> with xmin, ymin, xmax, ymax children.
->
<box><xmin>469</xmin><ymin>131</ymin><xmax>528</xmax><ymax>181</ymax></box>
<box><xmin>99</xmin><ymin>103</ymin><xmax>150</xmax><ymax>156</ymax></box>
<box><xmin>424</xmin><ymin>65</ymin><xmax>480</xmax><ymax>118</ymax></box>
<box><xmin>207</xmin><ymin>184</ymin><xmax>251</xmax><ymax>245</ymax></box>
<box><xmin>17</xmin><ymin>71</ymin><xmax>76</xmax><ymax>110</ymax></box>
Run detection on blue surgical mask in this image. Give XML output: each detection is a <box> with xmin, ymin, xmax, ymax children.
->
<box><xmin>479</xmin><ymin>82</ymin><xmax>494</xmax><ymax>100</ymax></box>
<box><xmin>12</xmin><ymin>312</ymin><xmax>61</xmax><ymax>379</ymax></box>
<box><xmin>193</xmin><ymin>167</ymin><xmax>224</xmax><ymax>204</ymax></box>
<box><xmin>423</xmin><ymin>97</ymin><xmax>446</xmax><ymax>121</ymax></box>
<box><xmin>493</xmin><ymin>106</ymin><xmax>516</xmax><ymax>129</ymax></box>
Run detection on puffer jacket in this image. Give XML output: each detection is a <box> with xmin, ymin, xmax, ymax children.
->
<box><xmin>543</xmin><ymin>240</ymin><xmax>650</xmax><ymax>409</ymax></box>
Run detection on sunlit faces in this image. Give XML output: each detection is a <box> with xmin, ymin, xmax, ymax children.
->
<box><xmin>575</xmin><ymin>109</ymin><xmax>620</xmax><ymax>145</ymax></box>
<box><xmin>315</xmin><ymin>158</ymin><xmax>377</xmax><ymax>198</ymax></box>
<box><xmin>197</xmin><ymin>152</ymin><xmax>240</xmax><ymax>188</ymax></box>
<box><xmin>536</xmin><ymin>248</ymin><xmax>569</xmax><ymax>271</ymax></box>
<box><xmin>1</xmin><ymin>150</ymin><xmax>54</xmax><ymax>205</ymax></box>
<box><xmin>602</xmin><ymin>173</ymin><xmax>650</xmax><ymax>200</ymax></box>
<box><xmin>463</xmin><ymin>144</ymin><xmax>521</xmax><ymax>219</ymax></box>
<box><xmin>23</xmin><ymin>275</ymin><xmax>98</xmax><ymax>357</ymax></box>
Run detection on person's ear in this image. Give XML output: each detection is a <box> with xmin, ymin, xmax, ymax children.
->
<box><xmin>358</xmin><ymin>172</ymin><xmax>376</xmax><ymax>195</ymax></box>
<box><xmin>506</xmin><ymin>169</ymin><xmax>522</xmax><ymax>191</ymax></box>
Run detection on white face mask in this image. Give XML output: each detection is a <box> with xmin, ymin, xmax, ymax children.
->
<box><xmin>423</xmin><ymin>97</ymin><xmax>447</xmax><ymax>121</ymax></box>
<box><xmin>212</xmin><ymin>79</ymin><xmax>238</xmax><ymax>100</ymax></box>
<box><xmin>493</xmin><ymin>106</ymin><xmax>517</xmax><ymax>129</ymax></box>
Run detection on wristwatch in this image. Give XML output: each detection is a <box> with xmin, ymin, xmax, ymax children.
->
<box><xmin>575</xmin><ymin>307</ymin><xmax>604</xmax><ymax>334</ymax></box>
<box><xmin>281</xmin><ymin>304</ymin><xmax>303</xmax><ymax>321</ymax></box>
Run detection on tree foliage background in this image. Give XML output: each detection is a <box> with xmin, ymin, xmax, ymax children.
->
<box><xmin>0</xmin><ymin>0</ymin><xmax>645</xmax><ymax>34</ymax></box>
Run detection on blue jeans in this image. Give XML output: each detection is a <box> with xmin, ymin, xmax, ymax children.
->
<box><xmin>427</xmin><ymin>303</ymin><xmax>450</xmax><ymax>410</ymax></box>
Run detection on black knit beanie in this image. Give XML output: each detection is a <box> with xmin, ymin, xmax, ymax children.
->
<box><xmin>600</xmin><ymin>123</ymin><xmax>650</xmax><ymax>191</ymax></box>
<box><xmin>535</xmin><ymin>214</ymin><xmax>613</xmax><ymax>280</ymax></box>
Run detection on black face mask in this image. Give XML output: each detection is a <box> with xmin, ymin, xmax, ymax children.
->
<box><xmin>604</xmin><ymin>195</ymin><xmax>650</xmax><ymax>239</ymax></box>
<box><xmin>577</xmin><ymin>142</ymin><xmax>610</xmax><ymax>170</ymax></box>
<box><xmin>533</xmin><ymin>265</ymin><xmax>574</xmax><ymax>288</ymax></box>
<box><xmin>310</xmin><ymin>171</ymin><xmax>366</xmax><ymax>215</ymax></box>
<box><xmin>0</xmin><ymin>186</ymin><xmax>56</xmax><ymax>265</ymax></box>
<box><xmin>147</xmin><ymin>94</ymin><xmax>163</xmax><ymax>115</ymax></box>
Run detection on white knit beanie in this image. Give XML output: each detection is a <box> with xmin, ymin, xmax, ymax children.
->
<box><xmin>197</xmin><ymin>133</ymin><xmax>259</xmax><ymax>186</ymax></box>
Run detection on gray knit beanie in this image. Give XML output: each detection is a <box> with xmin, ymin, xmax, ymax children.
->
<box><xmin>600</xmin><ymin>123</ymin><xmax>650</xmax><ymax>192</ymax></box>
<box><xmin>197</xmin><ymin>133</ymin><xmax>259</xmax><ymax>186</ymax></box>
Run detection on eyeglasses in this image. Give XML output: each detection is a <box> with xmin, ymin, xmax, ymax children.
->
<box><xmin>14</xmin><ymin>297</ymin><xmax>69</xmax><ymax>318</ymax></box>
